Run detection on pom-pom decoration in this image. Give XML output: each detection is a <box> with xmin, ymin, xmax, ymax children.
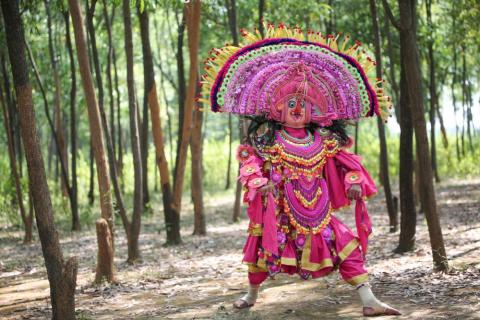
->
<box><xmin>198</xmin><ymin>22</ymin><xmax>393</xmax><ymax>123</ymax></box>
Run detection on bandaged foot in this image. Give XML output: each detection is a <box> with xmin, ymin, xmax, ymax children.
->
<box><xmin>233</xmin><ymin>284</ymin><xmax>260</xmax><ymax>309</ymax></box>
<box><xmin>357</xmin><ymin>283</ymin><xmax>401</xmax><ymax>317</ymax></box>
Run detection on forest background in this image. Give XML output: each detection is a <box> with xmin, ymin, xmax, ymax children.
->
<box><xmin>0</xmin><ymin>0</ymin><xmax>479</xmax><ymax>319</ymax></box>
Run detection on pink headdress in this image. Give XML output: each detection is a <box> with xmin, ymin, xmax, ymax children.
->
<box><xmin>199</xmin><ymin>23</ymin><xmax>393</xmax><ymax>123</ymax></box>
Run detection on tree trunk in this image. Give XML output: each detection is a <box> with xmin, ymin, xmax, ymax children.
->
<box><xmin>174</xmin><ymin>11</ymin><xmax>187</xmax><ymax>181</ymax></box>
<box><xmin>226</xmin><ymin>0</ymin><xmax>246</xmax><ymax>222</ymax></box>
<box><xmin>425</xmin><ymin>0</ymin><xmax>440</xmax><ymax>183</ymax></box>
<box><xmin>69</xmin><ymin>0</ymin><xmax>116</xmax><ymax>281</ymax></box>
<box><xmin>171</xmin><ymin>0</ymin><xmax>202</xmax><ymax>242</ymax></box>
<box><xmin>369</xmin><ymin>0</ymin><xmax>397</xmax><ymax>232</ymax></box>
<box><xmin>225</xmin><ymin>114</ymin><xmax>233</xmax><ymax>190</ymax></box>
<box><xmin>86</xmin><ymin>0</ymin><xmax>104</xmax><ymax>120</ymax></box>
<box><xmin>383</xmin><ymin>14</ymin><xmax>400</xmax><ymax>122</ymax></box>
<box><xmin>95</xmin><ymin>218</ymin><xmax>114</xmax><ymax>282</ymax></box>
<box><xmin>1</xmin><ymin>1</ymin><xmax>77</xmax><ymax>317</ymax></box>
<box><xmin>112</xmin><ymin>36</ymin><xmax>123</xmax><ymax>174</ymax></box>
<box><xmin>24</xmin><ymin>36</ymin><xmax>77</xmax><ymax>231</ymax></box>
<box><xmin>123</xmin><ymin>0</ymin><xmax>143</xmax><ymax>262</ymax></box>
<box><xmin>396</xmin><ymin>54</ymin><xmax>416</xmax><ymax>252</ymax></box>
<box><xmin>224</xmin><ymin>0</ymin><xmax>238</xmax><ymax>191</ymax></box>
<box><xmin>191</xmin><ymin>86</ymin><xmax>205</xmax><ymax>235</ymax></box>
<box><xmin>45</xmin><ymin>0</ymin><xmax>69</xmax><ymax>197</ymax></box>
<box><xmin>0</xmin><ymin>67</ymin><xmax>32</xmax><ymax>243</ymax></box>
<box><xmin>258</xmin><ymin>0</ymin><xmax>265</xmax><ymax>37</ymax></box>
<box><xmin>153</xmin><ymin>15</ymin><xmax>175</xmax><ymax>167</ymax></box>
<box><xmin>64</xmin><ymin>10</ymin><xmax>80</xmax><ymax>231</ymax></box>
<box><xmin>137</xmin><ymin>8</ymin><xmax>150</xmax><ymax>209</ymax></box>
<box><xmin>88</xmin><ymin>140</ymin><xmax>95</xmax><ymax>205</ymax></box>
<box><xmin>354</xmin><ymin>122</ymin><xmax>359</xmax><ymax>155</ymax></box>
<box><xmin>138</xmin><ymin>5</ymin><xmax>178</xmax><ymax>244</ymax></box>
<box><xmin>102</xmin><ymin>2</ymin><xmax>116</xmax><ymax>162</ymax></box>
<box><xmin>395</xmin><ymin>0</ymin><xmax>448</xmax><ymax>271</ymax></box>
<box><xmin>382</xmin><ymin>0</ymin><xmax>416</xmax><ymax>254</ymax></box>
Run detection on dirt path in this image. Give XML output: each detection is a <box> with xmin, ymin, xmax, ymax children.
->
<box><xmin>1</xmin><ymin>179</ymin><xmax>479</xmax><ymax>319</ymax></box>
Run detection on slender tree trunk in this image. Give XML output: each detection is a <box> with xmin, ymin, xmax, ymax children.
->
<box><xmin>45</xmin><ymin>0</ymin><xmax>69</xmax><ymax>197</ymax></box>
<box><xmin>191</xmin><ymin>81</ymin><xmax>205</xmax><ymax>235</ymax></box>
<box><xmin>25</xmin><ymin>37</ymin><xmax>77</xmax><ymax>231</ymax></box>
<box><xmin>174</xmin><ymin>11</ymin><xmax>187</xmax><ymax>181</ymax></box>
<box><xmin>138</xmin><ymin>5</ymin><xmax>178</xmax><ymax>244</ymax></box>
<box><xmin>103</xmin><ymin>2</ymin><xmax>116</xmax><ymax>161</ymax></box>
<box><xmin>382</xmin><ymin>0</ymin><xmax>416</xmax><ymax>254</ymax></box>
<box><xmin>425</xmin><ymin>0</ymin><xmax>440</xmax><ymax>183</ymax></box>
<box><xmin>224</xmin><ymin>0</ymin><xmax>239</xmax><ymax>192</ymax></box>
<box><xmin>1</xmin><ymin>1</ymin><xmax>77</xmax><ymax>317</ymax></box>
<box><xmin>354</xmin><ymin>122</ymin><xmax>359</xmax><ymax>154</ymax></box>
<box><xmin>258</xmin><ymin>0</ymin><xmax>265</xmax><ymax>37</ymax></box>
<box><xmin>383</xmin><ymin>15</ymin><xmax>400</xmax><ymax>122</ymax></box>
<box><xmin>389</xmin><ymin>0</ymin><xmax>448</xmax><ymax>271</ymax></box>
<box><xmin>123</xmin><ymin>0</ymin><xmax>143</xmax><ymax>261</ymax></box>
<box><xmin>86</xmin><ymin>0</ymin><xmax>104</xmax><ymax>119</ymax></box>
<box><xmin>153</xmin><ymin>15</ymin><xmax>175</xmax><ymax>167</ymax></box>
<box><xmin>396</xmin><ymin>55</ymin><xmax>416</xmax><ymax>252</ymax></box>
<box><xmin>88</xmin><ymin>140</ymin><xmax>95</xmax><ymax>205</ymax></box>
<box><xmin>326</xmin><ymin>0</ymin><xmax>335</xmax><ymax>34</ymax></box>
<box><xmin>171</xmin><ymin>0</ymin><xmax>202</xmax><ymax>242</ymax></box>
<box><xmin>0</xmin><ymin>68</ymin><xmax>32</xmax><ymax>243</ymax></box>
<box><xmin>69</xmin><ymin>0</ymin><xmax>116</xmax><ymax>281</ymax></box>
<box><xmin>226</xmin><ymin>0</ymin><xmax>246</xmax><ymax>222</ymax></box>
<box><xmin>64</xmin><ymin>11</ymin><xmax>80</xmax><ymax>231</ymax></box>
<box><xmin>369</xmin><ymin>0</ymin><xmax>397</xmax><ymax>232</ymax></box>
<box><xmin>113</xmin><ymin>46</ymin><xmax>123</xmax><ymax>176</ymax></box>
<box><xmin>137</xmin><ymin>9</ymin><xmax>150</xmax><ymax>209</ymax></box>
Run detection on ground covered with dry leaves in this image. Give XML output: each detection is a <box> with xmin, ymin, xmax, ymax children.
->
<box><xmin>1</xmin><ymin>179</ymin><xmax>479</xmax><ymax>319</ymax></box>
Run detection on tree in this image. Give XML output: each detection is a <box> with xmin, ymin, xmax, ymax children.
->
<box><xmin>0</xmin><ymin>57</ymin><xmax>32</xmax><ymax>243</ymax></box>
<box><xmin>191</xmin><ymin>78</ymin><xmax>205</xmax><ymax>235</ymax></box>
<box><xmin>63</xmin><ymin>10</ymin><xmax>80</xmax><ymax>232</ymax></box>
<box><xmin>383</xmin><ymin>0</ymin><xmax>448</xmax><ymax>271</ymax></box>
<box><xmin>425</xmin><ymin>0</ymin><xmax>440</xmax><ymax>183</ymax></box>
<box><xmin>369</xmin><ymin>0</ymin><xmax>397</xmax><ymax>232</ymax></box>
<box><xmin>122</xmin><ymin>0</ymin><xmax>143</xmax><ymax>262</ymax></box>
<box><xmin>68</xmin><ymin>0</ymin><xmax>116</xmax><ymax>281</ymax></box>
<box><xmin>171</xmin><ymin>0</ymin><xmax>202</xmax><ymax>243</ymax></box>
<box><xmin>138</xmin><ymin>3</ymin><xmax>179</xmax><ymax>244</ymax></box>
<box><xmin>1</xmin><ymin>0</ymin><xmax>77</xmax><ymax>317</ymax></box>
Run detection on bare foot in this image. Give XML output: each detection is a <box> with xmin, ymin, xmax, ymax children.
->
<box><xmin>362</xmin><ymin>305</ymin><xmax>402</xmax><ymax>317</ymax></box>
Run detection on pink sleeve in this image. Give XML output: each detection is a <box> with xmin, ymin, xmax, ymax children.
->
<box><xmin>325</xmin><ymin>149</ymin><xmax>376</xmax><ymax>256</ymax></box>
<box><xmin>325</xmin><ymin>149</ymin><xmax>377</xmax><ymax>210</ymax></box>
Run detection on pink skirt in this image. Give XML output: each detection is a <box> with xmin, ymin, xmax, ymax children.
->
<box><xmin>242</xmin><ymin>214</ymin><xmax>364</xmax><ymax>281</ymax></box>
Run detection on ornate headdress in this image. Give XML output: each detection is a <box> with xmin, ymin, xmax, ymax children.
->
<box><xmin>198</xmin><ymin>22</ymin><xmax>392</xmax><ymax>124</ymax></box>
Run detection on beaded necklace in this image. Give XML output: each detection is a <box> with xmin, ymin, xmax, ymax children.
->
<box><xmin>279</xmin><ymin>128</ymin><xmax>314</xmax><ymax>147</ymax></box>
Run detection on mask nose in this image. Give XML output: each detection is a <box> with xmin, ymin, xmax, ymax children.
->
<box><xmin>293</xmin><ymin>100</ymin><xmax>302</xmax><ymax>114</ymax></box>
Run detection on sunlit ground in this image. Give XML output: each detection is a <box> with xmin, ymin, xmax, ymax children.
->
<box><xmin>1</xmin><ymin>179</ymin><xmax>479</xmax><ymax>319</ymax></box>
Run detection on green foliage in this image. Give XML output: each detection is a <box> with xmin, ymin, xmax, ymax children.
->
<box><xmin>1</xmin><ymin>0</ymin><xmax>479</xmax><ymax>231</ymax></box>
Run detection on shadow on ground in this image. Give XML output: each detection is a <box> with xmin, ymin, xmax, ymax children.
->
<box><xmin>1</xmin><ymin>179</ymin><xmax>479</xmax><ymax>319</ymax></box>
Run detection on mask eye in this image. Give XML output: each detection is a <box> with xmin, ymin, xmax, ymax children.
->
<box><xmin>288</xmin><ymin>99</ymin><xmax>296</xmax><ymax>108</ymax></box>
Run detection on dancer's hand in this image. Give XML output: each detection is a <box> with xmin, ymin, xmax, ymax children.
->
<box><xmin>259</xmin><ymin>182</ymin><xmax>275</xmax><ymax>195</ymax></box>
<box><xmin>347</xmin><ymin>184</ymin><xmax>362</xmax><ymax>200</ymax></box>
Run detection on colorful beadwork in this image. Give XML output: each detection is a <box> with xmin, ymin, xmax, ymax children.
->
<box><xmin>264</xmin><ymin>129</ymin><xmax>338</xmax><ymax>235</ymax></box>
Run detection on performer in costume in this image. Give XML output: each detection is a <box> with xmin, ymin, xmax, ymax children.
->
<box><xmin>199</xmin><ymin>23</ymin><xmax>401</xmax><ymax>317</ymax></box>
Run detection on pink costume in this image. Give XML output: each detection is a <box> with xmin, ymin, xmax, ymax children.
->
<box><xmin>199</xmin><ymin>23</ymin><xmax>392</xmax><ymax>288</ymax></box>
<box><xmin>237</xmin><ymin>126</ymin><xmax>376</xmax><ymax>286</ymax></box>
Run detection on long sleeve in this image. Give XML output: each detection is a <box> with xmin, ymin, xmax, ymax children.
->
<box><xmin>236</xmin><ymin>144</ymin><xmax>279</xmax><ymax>262</ymax></box>
<box><xmin>324</xmin><ymin>148</ymin><xmax>377</xmax><ymax>256</ymax></box>
<box><xmin>325</xmin><ymin>149</ymin><xmax>377</xmax><ymax>210</ymax></box>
